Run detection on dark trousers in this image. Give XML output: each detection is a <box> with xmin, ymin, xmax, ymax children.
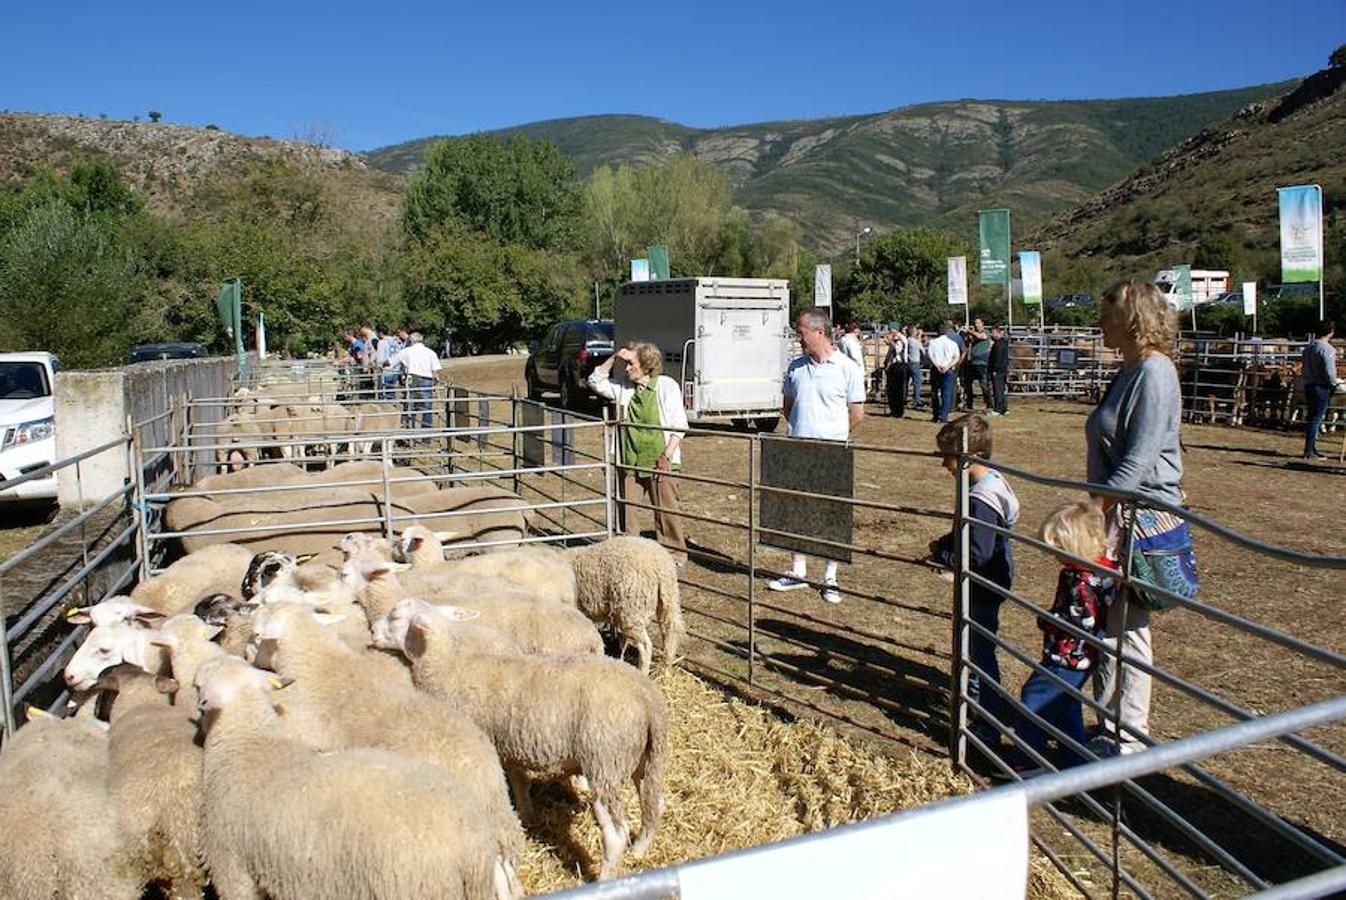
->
<box><xmin>972</xmin><ymin>364</ymin><xmax>991</xmax><ymax>408</ymax></box>
<box><xmin>990</xmin><ymin>369</ymin><xmax>1009</xmax><ymax>414</ymax></box>
<box><xmin>1304</xmin><ymin>384</ymin><xmax>1332</xmax><ymax>457</ymax></box>
<box><xmin>1012</xmin><ymin>666</ymin><xmax>1092</xmax><ymax>768</ymax></box>
<box><xmin>968</xmin><ymin>595</ymin><xmax>1006</xmax><ymax>743</ymax></box>
<box><xmin>885</xmin><ymin>365</ymin><xmax>907</xmax><ymax>417</ymax></box>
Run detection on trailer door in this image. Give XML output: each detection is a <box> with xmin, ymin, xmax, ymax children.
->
<box><xmin>696</xmin><ymin>301</ymin><xmax>788</xmax><ymax>415</ymax></box>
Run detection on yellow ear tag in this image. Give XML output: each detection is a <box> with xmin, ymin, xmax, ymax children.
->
<box><xmin>26</xmin><ymin>705</ymin><xmax>51</xmax><ymax>720</ymax></box>
<box><xmin>266</xmin><ymin>676</ymin><xmax>286</xmax><ymax>690</ymax></box>
<box><xmin>294</xmin><ymin>554</ymin><xmax>316</xmax><ymax>564</ymax></box>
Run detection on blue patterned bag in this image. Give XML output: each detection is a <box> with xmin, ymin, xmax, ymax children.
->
<box><xmin>1128</xmin><ymin>508</ymin><xmax>1199</xmax><ymax>612</ymax></box>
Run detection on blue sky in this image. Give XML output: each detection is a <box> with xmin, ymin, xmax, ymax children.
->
<box><xmin>3</xmin><ymin>1</ymin><xmax>1343</xmax><ymax>151</ymax></box>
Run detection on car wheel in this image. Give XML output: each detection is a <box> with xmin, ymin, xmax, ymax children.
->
<box><xmin>525</xmin><ymin>367</ymin><xmax>541</xmax><ymax>401</ymax></box>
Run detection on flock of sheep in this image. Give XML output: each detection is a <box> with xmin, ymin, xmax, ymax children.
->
<box><xmin>0</xmin><ymin>440</ymin><xmax>687</xmax><ymax>898</ymax></box>
<box><xmin>212</xmin><ymin>386</ymin><xmax>405</xmax><ymax>471</ymax></box>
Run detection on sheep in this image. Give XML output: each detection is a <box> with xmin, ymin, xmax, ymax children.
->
<box><xmin>0</xmin><ymin>709</ymin><xmax>140</xmax><ymax>900</ymax></box>
<box><xmin>151</xmin><ymin>613</ymin><xmax>231</xmax><ymax>710</ymax></box>
<box><xmin>568</xmin><ymin>536</ymin><xmax>686</xmax><ymax>675</ymax></box>
<box><xmin>345</xmin><ymin>560</ymin><xmax>604</xmax><ymax>657</ymax></box>
<box><xmin>213</xmin><ymin>411</ymin><xmax>263</xmax><ymax>473</ymax></box>
<box><xmin>247</xmin><ymin>603</ymin><xmax>522</xmax><ymax>891</ymax></box>
<box><xmin>96</xmin><ymin>664</ymin><xmax>206</xmax><ymax>900</ymax></box>
<box><xmin>375</xmin><ymin>601</ymin><xmax>668</xmax><ymax>881</ymax></box>
<box><xmin>194</xmin><ymin>656</ymin><xmax>506</xmax><ymax>900</ymax></box>
<box><xmin>395</xmin><ymin>525</ymin><xmax>577</xmax><ymax>607</ymax></box>
<box><xmin>191</xmin><ymin>593</ymin><xmax>252</xmax><ymax>656</ymax></box>
<box><xmin>66</xmin><ymin>596</ymin><xmax>166</xmax><ymax>629</ymax></box>
<box><xmin>352</xmin><ymin>402</ymin><xmax>401</xmax><ymax>456</ymax></box>
<box><xmin>128</xmin><ymin>543</ymin><xmax>257</xmax><ymax>616</ymax></box>
<box><xmin>65</xmin><ymin>620</ymin><xmax>170</xmax><ymax>691</ymax></box>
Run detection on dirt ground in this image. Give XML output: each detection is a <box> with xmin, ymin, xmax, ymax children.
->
<box><xmin>446</xmin><ymin>355</ymin><xmax>1346</xmax><ymax>897</ymax></box>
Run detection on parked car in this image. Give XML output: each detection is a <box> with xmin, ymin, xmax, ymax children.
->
<box><xmin>1047</xmin><ymin>293</ymin><xmax>1094</xmax><ymax>310</ymax></box>
<box><xmin>525</xmin><ymin>319</ymin><xmax>615</xmax><ymax>408</ymax></box>
<box><xmin>0</xmin><ymin>352</ymin><xmax>60</xmax><ymax>506</ymax></box>
<box><xmin>128</xmin><ymin>342</ymin><xmax>207</xmax><ymax>364</ymax></box>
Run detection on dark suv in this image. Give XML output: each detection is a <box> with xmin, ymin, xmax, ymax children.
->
<box><xmin>525</xmin><ymin>320</ymin><xmax>614</xmax><ymax>408</ymax></box>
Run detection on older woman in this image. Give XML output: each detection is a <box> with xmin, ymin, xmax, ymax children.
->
<box><xmin>1086</xmin><ymin>281</ymin><xmax>1193</xmax><ymax>756</ymax></box>
<box><xmin>588</xmin><ymin>342</ymin><xmax>690</xmax><ymax>568</ymax></box>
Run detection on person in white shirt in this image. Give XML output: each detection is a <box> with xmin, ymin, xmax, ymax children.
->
<box><xmin>767</xmin><ymin>309</ymin><xmax>865</xmax><ymax>604</ymax></box>
<box><xmin>926</xmin><ymin>325</ymin><xmax>961</xmax><ymax>424</ymax></box>
<box><xmin>838</xmin><ymin>321</ymin><xmax>865</xmax><ymax>371</ymax></box>
<box><xmin>392</xmin><ymin>332</ymin><xmax>442</xmax><ymax>428</ymax></box>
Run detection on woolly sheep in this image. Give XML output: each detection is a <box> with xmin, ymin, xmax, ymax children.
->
<box><xmin>568</xmin><ymin>536</ymin><xmax>685</xmax><ymax>675</ymax></box>
<box><xmin>377</xmin><ymin>603</ymin><xmax>668</xmax><ymax>881</ymax></box>
<box><xmin>66</xmin><ymin>596</ymin><xmax>166</xmax><ymax>629</ymax></box>
<box><xmin>247</xmin><ymin>603</ymin><xmax>522</xmax><ymax>890</ymax></box>
<box><xmin>214</xmin><ymin>412</ymin><xmax>263</xmax><ymax>473</ymax></box>
<box><xmin>96</xmin><ymin>665</ymin><xmax>206</xmax><ymax>899</ymax></box>
<box><xmin>128</xmin><ymin>543</ymin><xmax>257</xmax><ymax>616</ymax></box>
<box><xmin>150</xmin><ymin>613</ymin><xmax>230</xmax><ymax>711</ymax></box>
<box><xmin>65</xmin><ymin>620</ymin><xmax>170</xmax><ymax>691</ymax></box>
<box><xmin>395</xmin><ymin>526</ymin><xmax>577</xmax><ymax>606</ymax></box>
<box><xmin>194</xmin><ymin>656</ymin><xmax>506</xmax><ymax>900</ymax></box>
<box><xmin>346</xmin><ymin>560</ymin><xmax>604</xmax><ymax>657</ymax></box>
<box><xmin>0</xmin><ymin>710</ymin><xmax>140</xmax><ymax>899</ymax></box>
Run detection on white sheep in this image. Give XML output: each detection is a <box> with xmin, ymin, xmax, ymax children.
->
<box><xmin>96</xmin><ymin>664</ymin><xmax>206</xmax><ymax>899</ymax></box>
<box><xmin>376</xmin><ymin>601</ymin><xmax>668</xmax><ymax>881</ymax></box>
<box><xmin>150</xmin><ymin>613</ymin><xmax>231</xmax><ymax>711</ymax></box>
<box><xmin>396</xmin><ymin>526</ymin><xmax>577</xmax><ymax>606</ymax></box>
<box><xmin>568</xmin><ymin>536</ymin><xmax>686</xmax><ymax>675</ymax></box>
<box><xmin>213</xmin><ymin>411</ymin><xmax>263</xmax><ymax>473</ymax></box>
<box><xmin>194</xmin><ymin>656</ymin><xmax>506</xmax><ymax>900</ymax></box>
<box><xmin>65</xmin><ymin>620</ymin><xmax>170</xmax><ymax>691</ymax></box>
<box><xmin>247</xmin><ymin>603</ymin><xmax>522</xmax><ymax>893</ymax></box>
<box><xmin>0</xmin><ymin>709</ymin><xmax>140</xmax><ymax>899</ymax></box>
<box><xmin>128</xmin><ymin>543</ymin><xmax>257</xmax><ymax>616</ymax></box>
<box><xmin>66</xmin><ymin>596</ymin><xmax>166</xmax><ymax>629</ymax></box>
<box><xmin>346</xmin><ymin>560</ymin><xmax>604</xmax><ymax>657</ymax></box>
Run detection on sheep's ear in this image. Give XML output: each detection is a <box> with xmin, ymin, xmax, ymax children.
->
<box><xmin>65</xmin><ymin>607</ymin><xmax>94</xmax><ymax>625</ymax></box>
<box><xmin>432</xmin><ymin>531</ymin><xmax>459</xmax><ymax>543</ymax></box>
<box><xmin>311</xmin><ymin>612</ymin><xmax>346</xmax><ymax>627</ymax></box>
<box><xmin>154</xmin><ymin>676</ymin><xmax>179</xmax><ymax>695</ymax></box>
<box><xmin>434</xmin><ymin>604</ymin><xmax>480</xmax><ymax>622</ymax></box>
<box><xmin>405</xmin><ymin>535</ymin><xmax>424</xmax><ymax>554</ymax></box>
<box><xmin>203</xmin><ymin>624</ymin><xmax>224</xmax><ymax>642</ymax></box>
<box><xmin>404</xmin><ymin>618</ymin><xmax>433</xmax><ymax>659</ymax></box>
<box><xmin>130</xmin><ymin>604</ymin><xmax>166</xmax><ymax>623</ymax></box>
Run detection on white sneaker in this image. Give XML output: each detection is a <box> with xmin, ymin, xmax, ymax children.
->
<box><xmin>767</xmin><ymin>575</ymin><xmax>809</xmax><ymax>592</ymax></box>
<box><xmin>820</xmin><ymin>581</ymin><xmax>842</xmax><ymax>604</ymax></box>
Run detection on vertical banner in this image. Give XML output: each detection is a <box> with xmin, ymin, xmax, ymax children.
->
<box><xmin>257</xmin><ymin>312</ymin><xmax>267</xmax><ymax>359</ymax></box>
<box><xmin>631</xmin><ymin>258</ymin><xmax>650</xmax><ymax>282</ymax></box>
<box><xmin>947</xmin><ymin>256</ymin><xmax>968</xmax><ymax>305</ymax></box>
<box><xmin>814</xmin><ymin>264</ymin><xmax>833</xmax><ymax>310</ymax></box>
<box><xmin>1172</xmin><ymin>264</ymin><xmax>1194</xmax><ymax>311</ymax></box>
<box><xmin>648</xmin><ymin>245</ymin><xmax>670</xmax><ymax>280</ymax></box>
<box><xmin>978</xmin><ymin>209</ymin><xmax>1011</xmax><ymax>286</ymax></box>
<box><xmin>1277</xmin><ymin>184</ymin><xmax>1323</xmax><ymax>284</ymax></box>
<box><xmin>1242</xmin><ymin>282</ymin><xmax>1257</xmax><ymax>317</ymax></box>
<box><xmin>1019</xmin><ymin>251</ymin><xmax>1043</xmax><ymax>305</ymax></box>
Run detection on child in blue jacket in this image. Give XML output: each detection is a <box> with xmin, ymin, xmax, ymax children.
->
<box><xmin>929</xmin><ymin>413</ymin><xmax>1021</xmax><ymax>748</ymax></box>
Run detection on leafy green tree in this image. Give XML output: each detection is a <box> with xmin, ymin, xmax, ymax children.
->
<box><xmin>402</xmin><ymin>134</ymin><xmax>581</xmax><ymax>251</ymax></box>
<box><xmin>837</xmin><ymin>226</ymin><xmax>974</xmax><ymax>326</ymax></box>
<box><xmin>1330</xmin><ymin>43</ymin><xmax>1346</xmax><ymax>68</ymax></box>
<box><xmin>148</xmin><ymin>110</ymin><xmax>162</xmax><ymax>123</ymax></box>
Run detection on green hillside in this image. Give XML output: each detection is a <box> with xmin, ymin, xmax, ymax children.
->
<box><xmin>365</xmin><ymin>82</ymin><xmax>1296</xmax><ymax>251</ymax></box>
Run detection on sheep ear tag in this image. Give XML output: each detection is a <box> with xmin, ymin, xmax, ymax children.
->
<box><xmin>25</xmin><ymin>705</ymin><xmax>51</xmax><ymax>720</ymax></box>
<box><xmin>294</xmin><ymin>553</ymin><xmax>317</xmax><ymax>564</ymax></box>
<box><xmin>65</xmin><ymin>607</ymin><xmax>94</xmax><ymax>624</ymax></box>
<box><xmin>265</xmin><ymin>675</ymin><xmax>289</xmax><ymax>690</ymax></box>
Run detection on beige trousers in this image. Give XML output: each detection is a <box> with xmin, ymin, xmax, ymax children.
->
<box><xmin>1093</xmin><ymin>597</ymin><xmax>1153</xmax><ymax>751</ymax></box>
<box><xmin>620</xmin><ymin>471</ymin><xmax>688</xmax><ymax>563</ymax></box>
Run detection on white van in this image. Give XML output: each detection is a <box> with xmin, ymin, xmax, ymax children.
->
<box><xmin>0</xmin><ymin>352</ymin><xmax>59</xmax><ymax>505</ymax></box>
<box><xmin>1154</xmin><ymin>269</ymin><xmax>1230</xmax><ymax>307</ymax></box>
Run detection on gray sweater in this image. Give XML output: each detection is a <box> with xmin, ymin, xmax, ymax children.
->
<box><xmin>1085</xmin><ymin>353</ymin><xmax>1184</xmax><ymax>507</ymax></box>
<box><xmin>1302</xmin><ymin>338</ymin><xmax>1340</xmax><ymax>388</ymax></box>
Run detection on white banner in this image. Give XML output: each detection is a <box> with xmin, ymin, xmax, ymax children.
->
<box><xmin>947</xmin><ymin>256</ymin><xmax>968</xmax><ymax>306</ymax></box>
<box><xmin>256</xmin><ymin>312</ymin><xmax>267</xmax><ymax>359</ymax></box>
<box><xmin>631</xmin><ymin>258</ymin><xmax>650</xmax><ymax>282</ymax></box>
<box><xmin>1242</xmin><ymin>282</ymin><xmax>1257</xmax><ymax>317</ymax></box>
<box><xmin>1277</xmin><ymin>185</ymin><xmax>1323</xmax><ymax>283</ymax></box>
<box><xmin>814</xmin><ymin>264</ymin><xmax>832</xmax><ymax>310</ymax></box>
<box><xmin>1019</xmin><ymin>251</ymin><xmax>1043</xmax><ymax>306</ymax></box>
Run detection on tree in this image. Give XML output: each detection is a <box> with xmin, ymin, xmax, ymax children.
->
<box><xmin>1330</xmin><ymin>43</ymin><xmax>1346</xmax><ymax>68</ymax></box>
<box><xmin>148</xmin><ymin>110</ymin><xmax>162</xmax><ymax>124</ymax></box>
<box><xmin>401</xmin><ymin>134</ymin><xmax>581</xmax><ymax>251</ymax></box>
<box><xmin>837</xmin><ymin>227</ymin><xmax>974</xmax><ymax>325</ymax></box>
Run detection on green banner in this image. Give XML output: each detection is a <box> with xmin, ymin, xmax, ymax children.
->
<box><xmin>1278</xmin><ymin>184</ymin><xmax>1323</xmax><ymax>283</ymax></box>
<box><xmin>1173</xmin><ymin>265</ymin><xmax>1194</xmax><ymax>312</ymax></box>
<box><xmin>978</xmin><ymin>209</ymin><xmax>1011</xmax><ymax>286</ymax></box>
<box><xmin>648</xmin><ymin>245</ymin><xmax>670</xmax><ymax>280</ymax></box>
<box><xmin>1019</xmin><ymin>251</ymin><xmax>1042</xmax><ymax>305</ymax></box>
<box><xmin>216</xmin><ymin>278</ymin><xmax>246</xmax><ymax>376</ymax></box>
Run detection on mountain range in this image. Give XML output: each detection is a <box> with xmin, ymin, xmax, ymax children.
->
<box><xmin>365</xmin><ymin>81</ymin><xmax>1296</xmax><ymax>251</ymax></box>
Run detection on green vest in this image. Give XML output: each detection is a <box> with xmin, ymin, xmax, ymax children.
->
<box><xmin>620</xmin><ymin>382</ymin><xmax>666</xmax><ymax>470</ymax></box>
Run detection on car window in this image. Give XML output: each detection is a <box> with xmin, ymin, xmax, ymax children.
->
<box><xmin>586</xmin><ymin>322</ymin><xmax>614</xmax><ymax>344</ymax></box>
<box><xmin>541</xmin><ymin>326</ymin><xmax>561</xmax><ymax>353</ymax></box>
<box><xmin>0</xmin><ymin>363</ymin><xmax>51</xmax><ymax>399</ymax></box>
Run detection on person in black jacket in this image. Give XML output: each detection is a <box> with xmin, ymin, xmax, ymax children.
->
<box><xmin>988</xmin><ymin>324</ymin><xmax>1011</xmax><ymax>416</ymax></box>
<box><xmin>928</xmin><ymin>414</ymin><xmax>1021</xmax><ymax>748</ymax></box>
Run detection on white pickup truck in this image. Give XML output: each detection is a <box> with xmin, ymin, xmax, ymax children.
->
<box><xmin>0</xmin><ymin>352</ymin><xmax>59</xmax><ymax>506</ymax></box>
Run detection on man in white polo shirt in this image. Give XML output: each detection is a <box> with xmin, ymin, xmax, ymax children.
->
<box><xmin>767</xmin><ymin>308</ymin><xmax>865</xmax><ymax>603</ymax></box>
<box><xmin>392</xmin><ymin>332</ymin><xmax>442</xmax><ymax>428</ymax></box>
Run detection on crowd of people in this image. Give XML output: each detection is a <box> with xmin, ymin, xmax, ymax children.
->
<box><xmin>339</xmin><ymin>324</ymin><xmax>443</xmax><ymax>428</ymax></box>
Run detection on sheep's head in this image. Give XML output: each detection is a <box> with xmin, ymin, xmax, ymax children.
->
<box><xmin>193</xmin><ymin>592</ymin><xmax>245</xmax><ymax>627</ymax></box>
<box><xmin>370</xmin><ymin>597</ymin><xmax>470</xmax><ymax>652</ymax></box>
<box><xmin>152</xmin><ymin>613</ymin><xmax>225</xmax><ymax>654</ymax></box>
<box><xmin>339</xmin><ymin>559</ymin><xmax>409</xmax><ymax>602</ymax></box>
<box><xmin>66</xmin><ymin>597</ymin><xmax>164</xmax><ymax>629</ymax></box>
<box><xmin>64</xmin><ymin>623</ymin><xmax>157</xmax><ymax>691</ymax></box>
<box><xmin>393</xmin><ymin>526</ymin><xmax>441</xmax><ymax>566</ymax></box>
<box><xmin>194</xmin><ymin>656</ymin><xmax>286</xmax><ymax>728</ymax></box>
<box><xmin>241</xmin><ymin>551</ymin><xmax>298</xmax><ymax>602</ymax></box>
<box><xmin>248</xmin><ymin>602</ymin><xmax>345</xmax><ymax>669</ymax></box>
<box><xmin>340</xmin><ymin>532</ymin><xmax>392</xmax><ymax>563</ymax></box>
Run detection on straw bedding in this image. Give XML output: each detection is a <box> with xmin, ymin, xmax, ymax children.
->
<box><xmin>514</xmin><ymin>667</ymin><xmax>1077</xmax><ymax>897</ymax></box>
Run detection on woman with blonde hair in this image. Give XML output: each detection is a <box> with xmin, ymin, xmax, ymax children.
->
<box><xmin>588</xmin><ymin>341</ymin><xmax>689</xmax><ymax>568</ymax></box>
<box><xmin>1085</xmin><ymin>281</ymin><xmax>1197</xmax><ymax>756</ymax></box>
